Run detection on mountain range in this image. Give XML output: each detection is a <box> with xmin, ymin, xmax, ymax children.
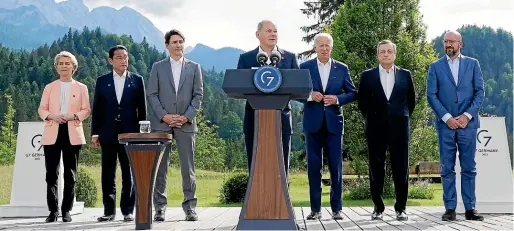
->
<box><xmin>0</xmin><ymin>0</ymin><xmax>247</xmax><ymax>71</ymax></box>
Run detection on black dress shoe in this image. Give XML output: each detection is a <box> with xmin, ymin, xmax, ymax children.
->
<box><xmin>97</xmin><ymin>214</ymin><xmax>116</xmax><ymax>222</ymax></box>
<box><xmin>62</xmin><ymin>211</ymin><xmax>72</xmax><ymax>222</ymax></box>
<box><xmin>45</xmin><ymin>212</ymin><xmax>58</xmax><ymax>223</ymax></box>
<box><xmin>124</xmin><ymin>214</ymin><xmax>134</xmax><ymax>222</ymax></box>
<box><xmin>371</xmin><ymin>211</ymin><xmax>383</xmax><ymax>220</ymax></box>
<box><xmin>442</xmin><ymin>209</ymin><xmax>456</xmax><ymax>221</ymax></box>
<box><xmin>465</xmin><ymin>209</ymin><xmax>484</xmax><ymax>221</ymax></box>
<box><xmin>185</xmin><ymin>210</ymin><xmax>198</xmax><ymax>221</ymax></box>
<box><xmin>154</xmin><ymin>210</ymin><xmax>165</xmax><ymax>222</ymax></box>
<box><xmin>306</xmin><ymin>211</ymin><xmax>321</xmax><ymax>220</ymax></box>
<box><xmin>332</xmin><ymin>211</ymin><xmax>344</xmax><ymax>220</ymax></box>
<box><xmin>396</xmin><ymin>211</ymin><xmax>408</xmax><ymax>221</ymax></box>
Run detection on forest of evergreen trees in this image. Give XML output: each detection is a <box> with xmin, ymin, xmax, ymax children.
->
<box><xmin>0</xmin><ymin>24</ymin><xmax>511</xmax><ymax>169</ymax></box>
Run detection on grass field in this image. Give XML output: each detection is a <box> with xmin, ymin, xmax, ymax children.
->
<box><xmin>0</xmin><ymin>165</ymin><xmax>443</xmax><ymax>207</ymax></box>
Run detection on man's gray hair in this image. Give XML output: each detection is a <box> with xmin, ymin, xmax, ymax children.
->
<box><xmin>257</xmin><ymin>20</ymin><xmax>273</xmax><ymax>31</ymax></box>
<box><xmin>54</xmin><ymin>51</ymin><xmax>78</xmax><ymax>71</ymax></box>
<box><xmin>376</xmin><ymin>40</ymin><xmax>397</xmax><ymax>54</ymax></box>
<box><xmin>313</xmin><ymin>33</ymin><xmax>334</xmax><ymax>47</ymax></box>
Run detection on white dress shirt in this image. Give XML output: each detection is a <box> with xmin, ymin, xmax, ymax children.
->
<box><xmin>258</xmin><ymin>46</ymin><xmax>278</xmax><ymax>65</ymax></box>
<box><xmin>59</xmin><ymin>81</ymin><xmax>72</xmax><ymax>115</ymax></box>
<box><xmin>113</xmin><ymin>70</ymin><xmax>127</xmax><ymax>104</ymax></box>
<box><xmin>379</xmin><ymin>64</ymin><xmax>395</xmax><ymax>100</ymax></box>
<box><xmin>170</xmin><ymin>56</ymin><xmax>184</xmax><ymax>93</ymax></box>
<box><xmin>442</xmin><ymin>54</ymin><xmax>472</xmax><ymax>123</ymax></box>
<box><xmin>318</xmin><ymin>58</ymin><xmax>331</xmax><ymax>91</ymax></box>
<box><xmin>307</xmin><ymin>58</ymin><xmax>338</xmax><ymax>104</ymax></box>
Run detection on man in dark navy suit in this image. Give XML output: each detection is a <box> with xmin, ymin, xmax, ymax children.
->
<box><xmin>357</xmin><ymin>40</ymin><xmax>415</xmax><ymax>221</ymax></box>
<box><xmin>299</xmin><ymin>33</ymin><xmax>357</xmax><ymax>220</ymax></box>
<box><xmin>91</xmin><ymin>45</ymin><xmax>147</xmax><ymax>222</ymax></box>
<box><xmin>236</xmin><ymin>20</ymin><xmax>299</xmax><ymax>175</ymax></box>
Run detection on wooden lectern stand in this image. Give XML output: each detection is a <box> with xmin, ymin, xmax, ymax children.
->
<box><xmin>223</xmin><ymin>68</ymin><xmax>312</xmax><ymax>230</ymax></box>
<box><xmin>118</xmin><ymin>133</ymin><xmax>173</xmax><ymax>230</ymax></box>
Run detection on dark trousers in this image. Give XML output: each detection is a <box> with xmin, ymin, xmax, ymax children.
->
<box><xmin>245</xmin><ymin>133</ymin><xmax>291</xmax><ymax>175</ymax></box>
<box><xmin>367</xmin><ymin>116</ymin><xmax>410</xmax><ymax>212</ymax></box>
<box><xmin>100</xmin><ymin>122</ymin><xmax>135</xmax><ymax>216</ymax></box>
<box><xmin>44</xmin><ymin>123</ymin><xmax>81</xmax><ymax>213</ymax></box>
<box><xmin>306</xmin><ymin>117</ymin><xmax>343</xmax><ymax>213</ymax></box>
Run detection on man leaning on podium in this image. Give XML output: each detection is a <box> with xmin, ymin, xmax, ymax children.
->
<box><xmin>236</xmin><ymin>20</ymin><xmax>299</xmax><ymax>178</ymax></box>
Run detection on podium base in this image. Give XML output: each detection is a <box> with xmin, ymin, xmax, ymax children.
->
<box><xmin>0</xmin><ymin>201</ymin><xmax>84</xmax><ymax>217</ymax></box>
<box><xmin>236</xmin><ymin>219</ymin><xmax>298</xmax><ymax>230</ymax></box>
<box><xmin>456</xmin><ymin>202</ymin><xmax>514</xmax><ymax>214</ymax></box>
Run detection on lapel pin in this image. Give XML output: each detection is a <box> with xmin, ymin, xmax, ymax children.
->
<box><xmin>108</xmin><ymin>84</ymin><xmax>111</xmax><ymax>87</ymax></box>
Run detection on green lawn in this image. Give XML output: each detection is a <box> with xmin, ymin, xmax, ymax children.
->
<box><xmin>0</xmin><ymin>165</ymin><xmax>443</xmax><ymax>207</ymax></box>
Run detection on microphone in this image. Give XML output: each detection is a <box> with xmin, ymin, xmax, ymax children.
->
<box><xmin>256</xmin><ymin>51</ymin><xmax>268</xmax><ymax>66</ymax></box>
<box><xmin>270</xmin><ymin>50</ymin><xmax>282</xmax><ymax>66</ymax></box>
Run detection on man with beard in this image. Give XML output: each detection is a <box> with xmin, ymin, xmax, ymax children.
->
<box><xmin>427</xmin><ymin>30</ymin><xmax>484</xmax><ymax>221</ymax></box>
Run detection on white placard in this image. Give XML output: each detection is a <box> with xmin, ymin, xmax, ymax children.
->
<box><xmin>0</xmin><ymin>122</ymin><xmax>83</xmax><ymax>217</ymax></box>
<box><xmin>455</xmin><ymin>117</ymin><xmax>514</xmax><ymax>213</ymax></box>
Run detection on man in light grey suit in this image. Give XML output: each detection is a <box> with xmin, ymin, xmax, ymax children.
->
<box><xmin>147</xmin><ymin>29</ymin><xmax>203</xmax><ymax>222</ymax></box>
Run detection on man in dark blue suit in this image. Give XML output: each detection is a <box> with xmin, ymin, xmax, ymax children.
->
<box><xmin>299</xmin><ymin>33</ymin><xmax>357</xmax><ymax>220</ymax></box>
<box><xmin>357</xmin><ymin>40</ymin><xmax>415</xmax><ymax>221</ymax></box>
<box><xmin>91</xmin><ymin>45</ymin><xmax>147</xmax><ymax>222</ymax></box>
<box><xmin>427</xmin><ymin>31</ymin><xmax>484</xmax><ymax>221</ymax></box>
<box><xmin>237</xmin><ymin>20</ymin><xmax>299</xmax><ymax>175</ymax></box>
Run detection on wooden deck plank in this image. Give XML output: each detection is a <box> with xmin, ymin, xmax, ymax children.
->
<box><xmin>294</xmin><ymin>207</ymin><xmax>307</xmax><ymax>230</ymax></box>
<box><xmin>351</xmin><ymin>207</ymin><xmax>399</xmax><ymax>230</ymax></box>
<box><xmin>318</xmin><ymin>207</ymin><xmax>343</xmax><ymax>230</ymax></box>
<box><xmin>348</xmin><ymin>207</ymin><xmax>398</xmax><ymax>230</ymax></box>
<box><xmin>324</xmin><ymin>207</ymin><xmax>361</xmax><ymax>230</ymax></box>
<box><xmin>481</xmin><ymin>214</ymin><xmax>514</xmax><ymax>230</ymax></box>
<box><xmin>164</xmin><ymin>207</ymin><xmax>218</xmax><ymax>230</ymax></box>
<box><xmin>422</xmin><ymin>206</ymin><xmax>507</xmax><ymax>231</ymax></box>
<box><xmin>413</xmin><ymin>207</ymin><xmax>479</xmax><ymax>230</ymax></box>
<box><xmin>385</xmin><ymin>207</ymin><xmax>443</xmax><ymax>231</ymax></box>
<box><xmin>194</xmin><ymin>207</ymin><xmax>232</xmax><ymax>230</ymax></box>
<box><xmin>408</xmin><ymin>207</ymin><xmax>461</xmax><ymax>230</ymax></box>
<box><xmin>361</xmin><ymin>206</ymin><xmax>415</xmax><ymax>231</ymax></box>
<box><xmin>302</xmin><ymin>206</ymin><xmax>325</xmax><ymax>230</ymax></box>
<box><xmin>0</xmin><ymin>207</ymin><xmax>512</xmax><ymax>230</ymax></box>
<box><xmin>212</xmin><ymin>207</ymin><xmax>240</xmax><ymax>230</ymax></box>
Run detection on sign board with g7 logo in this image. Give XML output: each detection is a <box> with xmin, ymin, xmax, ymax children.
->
<box><xmin>455</xmin><ymin>117</ymin><xmax>513</xmax><ymax>213</ymax></box>
<box><xmin>0</xmin><ymin>122</ymin><xmax>83</xmax><ymax>217</ymax></box>
<box><xmin>253</xmin><ymin>66</ymin><xmax>282</xmax><ymax>93</ymax></box>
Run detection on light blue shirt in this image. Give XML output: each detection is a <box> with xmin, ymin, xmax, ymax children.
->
<box><xmin>442</xmin><ymin>53</ymin><xmax>472</xmax><ymax>123</ymax></box>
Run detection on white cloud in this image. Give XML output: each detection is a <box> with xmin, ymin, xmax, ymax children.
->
<box><xmin>71</xmin><ymin>0</ymin><xmax>513</xmax><ymax>53</ymax></box>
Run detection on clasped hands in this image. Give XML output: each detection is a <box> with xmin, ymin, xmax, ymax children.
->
<box><xmin>163</xmin><ymin>114</ymin><xmax>188</xmax><ymax>128</ymax></box>
<box><xmin>47</xmin><ymin>114</ymin><xmax>75</xmax><ymax>124</ymax></box>
<box><xmin>311</xmin><ymin>91</ymin><xmax>337</xmax><ymax>106</ymax></box>
<box><xmin>446</xmin><ymin>115</ymin><xmax>470</xmax><ymax>129</ymax></box>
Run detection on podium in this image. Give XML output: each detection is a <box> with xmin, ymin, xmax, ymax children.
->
<box><xmin>118</xmin><ymin>133</ymin><xmax>173</xmax><ymax>230</ymax></box>
<box><xmin>223</xmin><ymin>67</ymin><xmax>312</xmax><ymax>230</ymax></box>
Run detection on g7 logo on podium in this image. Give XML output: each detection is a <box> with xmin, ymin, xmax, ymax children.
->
<box><xmin>253</xmin><ymin>66</ymin><xmax>282</xmax><ymax>93</ymax></box>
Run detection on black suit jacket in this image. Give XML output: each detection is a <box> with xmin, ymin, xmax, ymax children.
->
<box><xmin>236</xmin><ymin>47</ymin><xmax>299</xmax><ymax>135</ymax></box>
<box><xmin>357</xmin><ymin>66</ymin><xmax>415</xmax><ymax>134</ymax></box>
<box><xmin>91</xmin><ymin>71</ymin><xmax>147</xmax><ymax>143</ymax></box>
